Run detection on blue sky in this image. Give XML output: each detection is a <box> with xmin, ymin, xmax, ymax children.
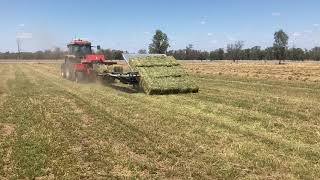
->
<box><xmin>1</xmin><ymin>0</ymin><xmax>320</xmax><ymax>52</ymax></box>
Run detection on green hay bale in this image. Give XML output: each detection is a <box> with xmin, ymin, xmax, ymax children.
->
<box><xmin>130</xmin><ymin>56</ymin><xmax>179</xmax><ymax>67</ymax></box>
<box><xmin>140</xmin><ymin>75</ymin><xmax>199</xmax><ymax>95</ymax></box>
<box><xmin>95</xmin><ymin>64</ymin><xmax>109</xmax><ymax>73</ymax></box>
<box><xmin>136</xmin><ymin>66</ymin><xmax>186</xmax><ymax>78</ymax></box>
<box><xmin>129</xmin><ymin>56</ymin><xmax>199</xmax><ymax>95</ymax></box>
<box><xmin>112</xmin><ymin>65</ymin><xmax>124</xmax><ymax>73</ymax></box>
<box><xmin>95</xmin><ymin>64</ymin><xmax>124</xmax><ymax>73</ymax></box>
<box><xmin>129</xmin><ymin>55</ymin><xmax>199</xmax><ymax>95</ymax></box>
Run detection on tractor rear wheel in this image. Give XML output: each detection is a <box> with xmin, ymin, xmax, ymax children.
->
<box><xmin>75</xmin><ymin>72</ymin><xmax>86</xmax><ymax>83</ymax></box>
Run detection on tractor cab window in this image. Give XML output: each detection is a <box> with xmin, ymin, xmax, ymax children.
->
<box><xmin>69</xmin><ymin>45</ymin><xmax>92</xmax><ymax>56</ymax></box>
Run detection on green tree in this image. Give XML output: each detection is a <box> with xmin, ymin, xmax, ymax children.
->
<box><xmin>287</xmin><ymin>48</ymin><xmax>305</xmax><ymax>61</ymax></box>
<box><xmin>227</xmin><ymin>41</ymin><xmax>244</xmax><ymax>62</ymax></box>
<box><xmin>264</xmin><ymin>47</ymin><xmax>274</xmax><ymax>60</ymax></box>
<box><xmin>250</xmin><ymin>46</ymin><xmax>262</xmax><ymax>60</ymax></box>
<box><xmin>217</xmin><ymin>48</ymin><xmax>224</xmax><ymax>60</ymax></box>
<box><xmin>186</xmin><ymin>44</ymin><xmax>194</xmax><ymax>60</ymax></box>
<box><xmin>199</xmin><ymin>51</ymin><xmax>209</xmax><ymax>61</ymax></box>
<box><xmin>242</xmin><ymin>49</ymin><xmax>250</xmax><ymax>60</ymax></box>
<box><xmin>138</xmin><ymin>49</ymin><xmax>147</xmax><ymax>54</ymax></box>
<box><xmin>149</xmin><ymin>30</ymin><xmax>170</xmax><ymax>54</ymax></box>
<box><xmin>310</xmin><ymin>47</ymin><xmax>320</xmax><ymax>61</ymax></box>
<box><xmin>273</xmin><ymin>30</ymin><xmax>289</xmax><ymax>64</ymax></box>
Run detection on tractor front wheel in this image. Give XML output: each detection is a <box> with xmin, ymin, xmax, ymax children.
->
<box><xmin>104</xmin><ymin>77</ymin><xmax>115</xmax><ymax>84</ymax></box>
<box><xmin>75</xmin><ymin>72</ymin><xmax>86</xmax><ymax>83</ymax></box>
<box><xmin>61</xmin><ymin>64</ymin><xmax>66</xmax><ymax>78</ymax></box>
<box><xmin>66</xmin><ymin>65</ymin><xmax>75</xmax><ymax>81</ymax></box>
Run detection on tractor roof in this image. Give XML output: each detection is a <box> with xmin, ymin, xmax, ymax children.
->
<box><xmin>68</xmin><ymin>39</ymin><xmax>91</xmax><ymax>46</ymax></box>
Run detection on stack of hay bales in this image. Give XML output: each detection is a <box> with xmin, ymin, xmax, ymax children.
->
<box><xmin>95</xmin><ymin>64</ymin><xmax>123</xmax><ymax>73</ymax></box>
<box><xmin>95</xmin><ymin>64</ymin><xmax>109</xmax><ymax>74</ymax></box>
<box><xmin>130</xmin><ymin>55</ymin><xmax>199</xmax><ymax>95</ymax></box>
<box><xmin>112</xmin><ymin>65</ymin><xmax>124</xmax><ymax>73</ymax></box>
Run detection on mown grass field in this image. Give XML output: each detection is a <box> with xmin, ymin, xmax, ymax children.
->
<box><xmin>184</xmin><ymin>60</ymin><xmax>320</xmax><ymax>82</ymax></box>
<box><xmin>0</xmin><ymin>62</ymin><xmax>320</xmax><ymax>179</ymax></box>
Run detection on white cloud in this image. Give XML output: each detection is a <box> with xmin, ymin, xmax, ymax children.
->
<box><xmin>313</xmin><ymin>24</ymin><xmax>319</xmax><ymax>27</ymax></box>
<box><xmin>143</xmin><ymin>31</ymin><xmax>150</xmax><ymax>35</ymax></box>
<box><xmin>18</xmin><ymin>24</ymin><xmax>25</xmax><ymax>27</ymax></box>
<box><xmin>207</xmin><ymin>33</ymin><xmax>213</xmax><ymax>36</ymax></box>
<box><xmin>272</xmin><ymin>12</ymin><xmax>281</xmax><ymax>16</ymax></box>
<box><xmin>16</xmin><ymin>32</ymin><xmax>32</xmax><ymax>39</ymax></box>
<box><xmin>200</xmin><ymin>20</ymin><xmax>207</xmax><ymax>25</ymax></box>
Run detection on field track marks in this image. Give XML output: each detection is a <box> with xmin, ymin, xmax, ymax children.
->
<box><xmin>0</xmin><ymin>66</ymin><xmax>113</xmax><ymax>178</ymax></box>
<box><xmin>38</xmin><ymin>63</ymin><xmax>320</xmax><ymax>124</ymax></box>
<box><xmin>0</xmin><ymin>64</ymin><xmax>15</xmax><ymax>107</ymax></box>
<box><xmin>20</xmin><ymin>64</ymin><xmax>198</xmax><ymax>178</ymax></box>
<box><xmin>22</xmin><ymin>64</ymin><xmax>217</xmax><ymax>178</ymax></box>
<box><xmin>26</xmin><ymin>64</ymin><xmax>320</xmax><ymax>151</ymax></box>
<box><xmin>0</xmin><ymin>65</ymin><xmax>17</xmax><ymax>178</ymax></box>
<box><xmin>23</xmin><ymin>64</ymin><xmax>320</xmax><ymax>178</ymax></box>
<box><xmin>13</xmin><ymin>66</ymin><xmax>133</xmax><ymax>178</ymax></box>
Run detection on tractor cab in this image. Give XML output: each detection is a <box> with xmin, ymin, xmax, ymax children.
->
<box><xmin>67</xmin><ymin>39</ymin><xmax>106</xmax><ymax>63</ymax></box>
<box><xmin>67</xmin><ymin>39</ymin><xmax>92</xmax><ymax>57</ymax></box>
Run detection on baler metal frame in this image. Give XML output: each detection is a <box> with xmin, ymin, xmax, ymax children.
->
<box><xmin>97</xmin><ymin>71</ymin><xmax>139</xmax><ymax>85</ymax></box>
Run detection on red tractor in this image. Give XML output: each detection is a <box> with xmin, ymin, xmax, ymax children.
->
<box><xmin>61</xmin><ymin>39</ymin><xmax>139</xmax><ymax>85</ymax></box>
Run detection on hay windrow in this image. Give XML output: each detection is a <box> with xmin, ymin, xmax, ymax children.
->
<box><xmin>130</xmin><ymin>56</ymin><xmax>199</xmax><ymax>95</ymax></box>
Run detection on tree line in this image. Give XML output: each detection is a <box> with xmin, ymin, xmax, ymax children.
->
<box><xmin>2</xmin><ymin>45</ymin><xmax>319</xmax><ymax>61</ymax></box>
<box><xmin>149</xmin><ymin>29</ymin><xmax>320</xmax><ymax>63</ymax></box>
<box><xmin>0</xmin><ymin>48</ymin><xmax>126</xmax><ymax>60</ymax></box>
<box><xmin>0</xmin><ymin>48</ymin><xmax>64</xmax><ymax>60</ymax></box>
<box><xmin>2</xmin><ymin>29</ymin><xmax>320</xmax><ymax>61</ymax></box>
<box><xmin>166</xmin><ymin>45</ymin><xmax>320</xmax><ymax>61</ymax></box>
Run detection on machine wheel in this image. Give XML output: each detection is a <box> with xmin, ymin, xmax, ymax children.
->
<box><xmin>88</xmin><ymin>73</ymin><xmax>97</xmax><ymax>83</ymax></box>
<box><xmin>104</xmin><ymin>77</ymin><xmax>115</xmax><ymax>84</ymax></box>
<box><xmin>66</xmin><ymin>65</ymin><xmax>75</xmax><ymax>81</ymax></box>
<box><xmin>133</xmin><ymin>84</ymin><xmax>139</xmax><ymax>89</ymax></box>
<box><xmin>61</xmin><ymin>64</ymin><xmax>66</xmax><ymax>78</ymax></box>
<box><xmin>75</xmin><ymin>72</ymin><xmax>86</xmax><ymax>83</ymax></box>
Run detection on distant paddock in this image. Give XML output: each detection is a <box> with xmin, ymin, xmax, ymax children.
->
<box><xmin>182</xmin><ymin>60</ymin><xmax>320</xmax><ymax>82</ymax></box>
<box><xmin>1</xmin><ymin>59</ymin><xmax>320</xmax><ymax>82</ymax></box>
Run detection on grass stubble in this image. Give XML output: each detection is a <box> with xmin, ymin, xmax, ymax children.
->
<box><xmin>0</xmin><ymin>62</ymin><xmax>319</xmax><ymax>179</ymax></box>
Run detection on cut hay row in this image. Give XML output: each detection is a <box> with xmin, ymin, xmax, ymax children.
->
<box><xmin>130</xmin><ymin>56</ymin><xmax>199</xmax><ymax>95</ymax></box>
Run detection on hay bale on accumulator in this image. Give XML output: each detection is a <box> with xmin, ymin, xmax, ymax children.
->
<box><xmin>130</xmin><ymin>56</ymin><xmax>179</xmax><ymax>67</ymax></box>
<box><xmin>130</xmin><ymin>56</ymin><xmax>199</xmax><ymax>95</ymax></box>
